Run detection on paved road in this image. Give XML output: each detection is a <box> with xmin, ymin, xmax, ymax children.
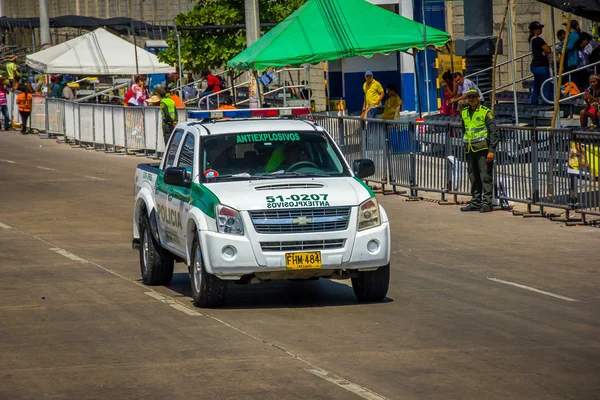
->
<box><xmin>1</xmin><ymin>132</ymin><xmax>599</xmax><ymax>400</ymax></box>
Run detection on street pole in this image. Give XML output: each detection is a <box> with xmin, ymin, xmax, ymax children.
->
<box><xmin>175</xmin><ymin>24</ymin><xmax>184</xmax><ymax>101</ymax></box>
<box><xmin>550</xmin><ymin>7</ymin><xmax>560</xmax><ymax>128</ymax></box>
<box><xmin>422</xmin><ymin>1</ymin><xmax>430</xmax><ymax>114</ymax></box>
<box><xmin>244</xmin><ymin>0</ymin><xmax>260</xmax><ymax>47</ymax></box>
<box><xmin>39</xmin><ymin>0</ymin><xmax>51</xmax><ymax>45</ymax></box>
<box><xmin>245</xmin><ymin>0</ymin><xmax>260</xmax><ymax>107</ymax></box>
<box><xmin>506</xmin><ymin>1</ymin><xmax>519</xmax><ymax>125</ymax></box>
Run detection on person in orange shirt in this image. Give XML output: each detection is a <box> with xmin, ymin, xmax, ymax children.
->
<box><xmin>16</xmin><ymin>83</ymin><xmax>34</xmax><ymax>134</ymax></box>
<box><xmin>167</xmin><ymin>83</ymin><xmax>185</xmax><ymax>108</ymax></box>
<box><xmin>216</xmin><ymin>96</ymin><xmax>237</xmax><ymax>110</ymax></box>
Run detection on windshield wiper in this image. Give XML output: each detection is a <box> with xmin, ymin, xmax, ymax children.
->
<box><xmin>268</xmin><ymin>171</ymin><xmax>331</xmax><ymax>178</ymax></box>
<box><xmin>211</xmin><ymin>173</ymin><xmax>274</xmax><ymax>181</ymax></box>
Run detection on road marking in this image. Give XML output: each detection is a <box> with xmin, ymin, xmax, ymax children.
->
<box><xmin>306</xmin><ymin>368</ymin><xmax>388</xmax><ymax>400</ymax></box>
<box><xmin>49</xmin><ymin>247</ymin><xmax>88</xmax><ymax>263</ymax></box>
<box><xmin>144</xmin><ymin>292</ymin><xmax>201</xmax><ymax>316</ymax></box>
<box><xmin>0</xmin><ymin>159</ymin><xmax>16</xmax><ymax>163</ymax></box>
<box><xmin>488</xmin><ymin>278</ymin><xmax>580</xmax><ymax>302</ymax></box>
<box><xmin>0</xmin><ymin>221</ymin><xmax>12</xmax><ymax>229</ymax></box>
<box><xmin>8</xmin><ymin>224</ymin><xmax>382</xmax><ymax>399</ymax></box>
<box><xmin>82</xmin><ymin>175</ymin><xmax>107</xmax><ymax>181</ymax></box>
<box><xmin>36</xmin><ymin>166</ymin><xmax>56</xmax><ymax>171</ymax></box>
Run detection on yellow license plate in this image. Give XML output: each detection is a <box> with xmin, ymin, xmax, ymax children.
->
<box><xmin>285</xmin><ymin>251</ymin><xmax>322</xmax><ymax>270</ymax></box>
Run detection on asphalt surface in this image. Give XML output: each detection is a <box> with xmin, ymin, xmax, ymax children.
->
<box><xmin>1</xmin><ymin>131</ymin><xmax>599</xmax><ymax>400</ymax></box>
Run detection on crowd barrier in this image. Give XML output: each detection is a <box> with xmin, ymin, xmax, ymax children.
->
<box><xmin>35</xmin><ymin>98</ymin><xmax>600</xmax><ymax>223</ymax></box>
<box><xmin>312</xmin><ymin>115</ymin><xmax>600</xmax><ymax>223</ymax></box>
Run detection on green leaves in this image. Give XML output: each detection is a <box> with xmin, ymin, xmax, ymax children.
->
<box><xmin>157</xmin><ymin>0</ymin><xmax>306</xmax><ymax>72</ymax></box>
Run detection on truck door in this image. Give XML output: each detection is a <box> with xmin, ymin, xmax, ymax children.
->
<box><xmin>170</xmin><ymin>131</ymin><xmax>196</xmax><ymax>254</ymax></box>
<box><xmin>155</xmin><ymin>129</ymin><xmax>185</xmax><ymax>251</ymax></box>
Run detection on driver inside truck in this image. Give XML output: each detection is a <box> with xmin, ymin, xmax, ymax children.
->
<box><xmin>266</xmin><ymin>142</ymin><xmax>308</xmax><ymax>173</ymax></box>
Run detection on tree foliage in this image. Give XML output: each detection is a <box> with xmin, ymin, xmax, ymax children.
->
<box><xmin>158</xmin><ymin>0</ymin><xmax>306</xmax><ymax>73</ymax></box>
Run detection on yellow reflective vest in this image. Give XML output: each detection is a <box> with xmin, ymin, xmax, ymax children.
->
<box><xmin>462</xmin><ymin>105</ymin><xmax>490</xmax><ymax>153</ymax></box>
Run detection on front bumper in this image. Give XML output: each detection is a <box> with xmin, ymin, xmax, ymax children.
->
<box><xmin>200</xmin><ymin>220</ymin><xmax>390</xmax><ymax>279</ymax></box>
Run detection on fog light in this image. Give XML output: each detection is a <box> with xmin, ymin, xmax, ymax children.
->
<box><xmin>222</xmin><ymin>245</ymin><xmax>237</xmax><ymax>259</ymax></box>
<box><xmin>367</xmin><ymin>240</ymin><xmax>379</xmax><ymax>253</ymax></box>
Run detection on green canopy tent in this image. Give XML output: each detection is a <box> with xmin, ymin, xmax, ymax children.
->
<box><xmin>228</xmin><ymin>0</ymin><xmax>451</xmax><ymax>71</ymax></box>
<box><xmin>227</xmin><ymin>0</ymin><xmax>450</xmax><ymax>114</ymax></box>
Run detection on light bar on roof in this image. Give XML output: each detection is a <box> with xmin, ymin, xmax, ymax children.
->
<box><xmin>187</xmin><ymin>107</ymin><xmax>311</xmax><ymax>120</ymax></box>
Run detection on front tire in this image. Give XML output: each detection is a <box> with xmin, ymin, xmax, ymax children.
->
<box><xmin>351</xmin><ymin>264</ymin><xmax>390</xmax><ymax>302</ymax></box>
<box><xmin>139</xmin><ymin>213</ymin><xmax>174</xmax><ymax>285</ymax></box>
<box><xmin>189</xmin><ymin>233</ymin><xmax>227</xmax><ymax>308</ymax></box>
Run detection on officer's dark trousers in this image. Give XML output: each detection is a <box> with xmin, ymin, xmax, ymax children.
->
<box><xmin>466</xmin><ymin>150</ymin><xmax>493</xmax><ymax>208</ymax></box>
<box><xmin>162</xmin><ymin>124</ymin><xmax>172</xmax><ymax>147</ymax></box>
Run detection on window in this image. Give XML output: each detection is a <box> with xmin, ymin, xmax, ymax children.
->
<box><xmin>164</xmin><ymin>130</ymin><xmax>184</xmax><ymax>169</ymax></box>
<box><xmin>200</xmin><ymin>131</ymin><xmax>348</xmax><ymax>182</ymax></box>
<box><xmin>177</xmin><ymin>133</ymin><xmax>195</xmax><ymax>178</ymax></box>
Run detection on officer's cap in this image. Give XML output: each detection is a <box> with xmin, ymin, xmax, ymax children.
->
<box><xmin>466</xmin><ymin>89</ymin><xmax>479</xmax><ymax>97</ymax></box>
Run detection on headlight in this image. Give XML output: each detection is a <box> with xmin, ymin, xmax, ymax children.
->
<box><xmin>358</xmin><ymin>198</ymin><xmax>380</xmax><ymax>231</ymax></box>
<box><xmin>216</xmin><ymin>205</ymin><xmax>244</xmax><ymax>235</ymax></box>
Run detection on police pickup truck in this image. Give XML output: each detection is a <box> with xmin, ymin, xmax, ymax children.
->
<box><xmin>132</xmin><ymin>107</ymin><xmax>391</xmax><ymax>308</ymax></box>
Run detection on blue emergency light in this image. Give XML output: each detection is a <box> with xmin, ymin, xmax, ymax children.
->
<box><xmin>187</xmin><ymin>107</ymin><xmax>311</xmax><ymax>120</ymax></box>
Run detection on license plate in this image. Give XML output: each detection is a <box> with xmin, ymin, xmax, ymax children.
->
<box><xmin>285</xmin><ymin>251</ymin><xmax>322</xmax><ymax>270</ymax></box>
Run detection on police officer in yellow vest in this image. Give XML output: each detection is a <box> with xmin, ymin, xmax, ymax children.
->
<box><xmin>158</xmin><ymin>87</ymin><xmax>178</xmax><ymax>146</ymax></box>
<box><xmin>460</xmin><ymin>89</ymin><xmax>499</xmax><ymax>213</ymax></box>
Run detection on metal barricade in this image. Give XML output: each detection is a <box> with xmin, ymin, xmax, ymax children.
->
<box><xmin>571</xmin><ymin>131</ymin><xmax>600</xmax><ymax>223</ymax></box>
<box><xmin>535</xmin><ymin>127</ymin><xmax>574</xmax><ymax>210</ymax></box>
<box><xmin>64</xmin><ymin>101</ymin><xmax>76</xmax><ymax>141</ymax></box>
<box><xmin>78</xmin><ymin>104</ymin><xmax>95</xmax><ymax>144</ymax></box>
<box><xmin>103</xmin><ymin>106</ymin><xmax>115</xmax><ymax>151</ymax></box>
<box><xmin>413</xmin><ymin>122</ymin><xmax>451</xmax><ymax>200</ymax></box>
<box><xmin>145</xmin><ymin>107</ymin><xmax>160</xmax><ymax>152</ymax></box>
<box><xmin>7</xmin><ymin>91</ymin><xmax>21</xmax><ymax>126</ymax></box>
<box><xmin>46</xmin><ymin>98</ymin><xmax>65</xmax><ymax>136</ymax></box>
<box><xmin>30</xmin><ymin>95</ymin><xmax>46</xmax><ymax>131</ymax></box>
<box><xmin>387</xmin><ymin>121</ymin><xmax>414</xmax><ymax>194</ymax></box>
<box><xmin>363</xmin><ymin>119</ymin><xmax>389</xmax><ymax>185</ymax></box>
<box><xmin>123</xmin><ymin>107</ymin><xmax>146</xmax><ymax>150</ymax></box>
<box><xmin>446</xmin><ymin>123</ymin><xmax>470</xmax><ymax>199</ymax></box>
<box><xmin>93</xmin><ymin>106</ymin><xmax>105</xmax><ymax>148</ymax></box>
<box><xmin>494</xmin><ymin>126</ymin><xmax>536</xmax><ymax>206</ymax></box>
<box><xmin>113</xmin><ymin>107</ymin><xmax>126</xmax><ymax>149</ymax></box>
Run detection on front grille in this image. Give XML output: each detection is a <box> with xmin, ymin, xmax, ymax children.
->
<box><xmin>261</xmin><ymin>239</ymin><xmax>345</xmax><ymax>252</ymax></box>
<box><xmin>249</xmin><ymin>207</ymin><xmax>351</xmax><ymax>234</ymax></box>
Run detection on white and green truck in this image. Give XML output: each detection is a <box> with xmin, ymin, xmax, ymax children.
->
<box><xmin>132</xmin><ymin>108</ymin><xmax>391</xmax><ymax>308</ymax></box>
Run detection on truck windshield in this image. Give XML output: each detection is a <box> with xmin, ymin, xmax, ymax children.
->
<box><xmin>201</xmin><ymin>131</ymin><xmax>348</xmax><ymax>182</ymax></box>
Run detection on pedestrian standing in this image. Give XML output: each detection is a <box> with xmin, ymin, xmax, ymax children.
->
<box><xmin>564</xmin><ymin>20</ymin><xmax>581</xmax><ymax>88</ymax></box>
<box><xmin>361</xmin><ymin>71</ymin><xmax>384</xmax><ymax>118</ymax></box>
<box><xmin>460</xmin><ymin>89</ymin><xmax>499</xmax><ymax>213</ymax></box>
<box><xmin>0</xmin><ymin>78</ymin><xmax>10</xmax><ymax>131</ymax></box>
<box><xmin>158</xmin><ymin>88</ymin><xmax>177</xmax><ymax>146</ymax></box>
<box><xmin>529</xmin><ymin>21</ymin><xmax>553</xmax><ymax>104</ymax></box>
<box><xmin>48</xmin><ymin>76</ymin><xmax>63</xmax><ymax>98</ymax></box>
<box><xmin>6</xmin><ymin>55</ymin><xmax>18</xmax><ymax>87</ymax></box>
<box><xmin>16</xmin><ymin>83</ymin><xmax>33</xmax><ymax>134</ymax></box>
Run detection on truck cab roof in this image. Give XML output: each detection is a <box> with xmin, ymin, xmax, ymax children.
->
<box><xmin>180</xmin><ymin>118</ymin><xmax>324</xmax><ymax>136</ymax></box>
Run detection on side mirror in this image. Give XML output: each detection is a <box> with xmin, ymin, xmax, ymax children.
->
<box><xmin>353</xmin><ymin>159</ymin><xmax>375</xmax><ymax>179</ymax></box>
<box><xmin>163</xmin><ymin>167</ymin><xmax>191</xmax><ymax>188</ymax></box>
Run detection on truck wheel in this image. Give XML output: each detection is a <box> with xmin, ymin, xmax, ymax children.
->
<box><xmin>351</xmin><ymin>264</ymin><xmax>390</xmax><ymax>302</ymax></box>
<box><xmin>139</xmin><ymin>213</ymin><xmax>174</xmax><ymax>286</ymax></box>
<box><xmin>189</xmin><ymin>234</ymin><xmax>227</xmax><ymax>308</ymax></box>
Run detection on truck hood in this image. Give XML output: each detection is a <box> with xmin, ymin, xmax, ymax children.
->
<box><xmin>204</xmin><ymin>177</ymin><xmax>372</xmax><ymax>211</ymax></box>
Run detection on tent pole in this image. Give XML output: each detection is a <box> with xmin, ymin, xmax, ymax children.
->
<box><xmin>550</xmin><ymin>7</ymin><xmax>560</xmax><ymax>128</ymax></box>
<box><xmin>131</xmin><ymin>21</ymin><xmax>140</xmax><ymax>77</ymax></box>
<box><xmin>175</xmin><ymin>23</ymin><xmax>184</xmax><ymax>101</ymax></box>
<box><xmin>413</xmin><ymin>52</ymin><xmax>423</xmax><ymax>118</ymax></box>
<box><xmin>552</xmin><ymin>12</ymin><xmax>572</xmax><ymax>128</ymax></box>
<box><xmin>422</xmin><ymin>0</ymin><xmax>430</xmax><ymax>114</ymax></box>
<box><xmin>507</xmin><ymin>0</ymin><xmax>519</xmax><ymax>125</ymax></box>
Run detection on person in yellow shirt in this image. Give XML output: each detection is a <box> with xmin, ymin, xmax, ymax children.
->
<box><xmin>368</xmin><ymin>84</ymin><xmax>403</xmax><ymax>119</ymax></box>
<box><xmin>361</xmin><ymin>71</ymin><xmax>384</xmax><ymax>118</ymax></box>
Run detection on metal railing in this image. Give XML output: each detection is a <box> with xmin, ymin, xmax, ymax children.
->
<box><xmin>540</xmin><ymin>59</ymin><xmax>600</xmax><ymax>105</ymax></box>
<box><xmin>465</xmin><ymin>51</ymin><xmax>533</xmax><ymax>96</ymax></box>
<box><xmin>30</xmin><ymin>99</ymin><xmax>600</xmax><ymax>224</ymax></box>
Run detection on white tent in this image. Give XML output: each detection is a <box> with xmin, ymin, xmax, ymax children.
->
<box><xmin>26</xmin><ymin>28</ymin><xmax>175</xmax><ymax>75</ymax></box>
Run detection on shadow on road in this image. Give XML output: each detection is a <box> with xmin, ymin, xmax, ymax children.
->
<box><xmin>163</xmin><ymin>272</ymin><xmax>393</xmax><ymax>309</ymax></box>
